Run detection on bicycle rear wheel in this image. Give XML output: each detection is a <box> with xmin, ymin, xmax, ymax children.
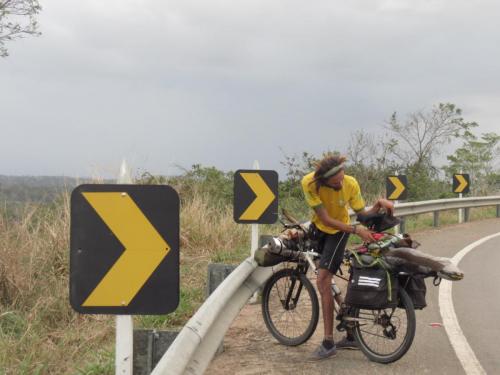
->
<box><xmin>261</xmin><ymin>268</ymin><xmax>319</xmax><ymax>346</ymax></box>
<box><xmin>352</xmin><ymin>288</ymin><xmax>416</xmax><ymax>363</ymax></box>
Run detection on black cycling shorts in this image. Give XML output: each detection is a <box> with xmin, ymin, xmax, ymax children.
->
<box><xmin>317</xmin><ymin>230</ymin><xmax>350</xmax><ymax>274</ymax></box>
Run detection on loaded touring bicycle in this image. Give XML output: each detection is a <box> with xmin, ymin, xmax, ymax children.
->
<box><xmin>255</xmin><ymin>210</ymin><xmax>463</xmax><ymax>363</ymax></box>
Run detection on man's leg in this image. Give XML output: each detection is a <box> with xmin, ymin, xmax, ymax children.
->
<box><xmin>321</xmin><ymin>232</ymin><xmax>359</xmax><ymax>350</ymax></box>
<box><xmin>317</xmin><ymin>268</ymin><xmax>335</xmax><ymax>340</ymax></box>
<box><xmin>310</xmin><ymin>268</ymin><xmax>337</xmax><ymax>360</ymax></box>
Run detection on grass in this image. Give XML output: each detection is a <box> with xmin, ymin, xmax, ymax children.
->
<box><xmin>75</xmin><ymin>349</ymin><xmax>114</xmax><ymax>375</ymax></box>
<box><xmin>0</xmin><ymin>184</ymin><xmax>253</xmax><ymax>373</ymax></box>
<box><xmin>0</xmin><ymin>182</ymin><xmax>498</xmax><ymax>373</ymax></box>
<box><xmin>137</xmin><ymin>285</ymin><xmax>204</xmax><ymax>328</ymax></box>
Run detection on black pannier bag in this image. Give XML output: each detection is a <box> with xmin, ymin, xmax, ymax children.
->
<box><xmin>345</xmin><ymin>266</ymin><xmax>399</xmax><ymax>309</ymax></box>
<box><xmin>398</xmin><ymin>275</ymin><xmax>427</xmax><ymax>309</ymax></box>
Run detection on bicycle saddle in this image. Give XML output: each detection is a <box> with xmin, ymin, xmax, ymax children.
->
<box><xmin>356</xmin><ymin>211</ymin><xmax>400</xmax><ymax>232</ymax></box>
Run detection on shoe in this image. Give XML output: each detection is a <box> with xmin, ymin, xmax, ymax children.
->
<box><xmin>336</xmin><ymin>336</ymin><xmax>359</xmax><ymax>350</ymax></box>
<box><xmin>310</xmin><ymin>342</ymin><xmax>337</xmax><ymax>360</ymax></box>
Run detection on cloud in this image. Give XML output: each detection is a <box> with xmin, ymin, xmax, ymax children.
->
<box><xmin>1</xmin><ymin>0</ymin><xmax>499</xmax><ymax>176</ymax></box>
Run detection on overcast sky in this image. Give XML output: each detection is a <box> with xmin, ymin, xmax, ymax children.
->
<box><xmin>1</xmin><ymin>0</ymin><xmax>499</xmax><ymax>178</ymax></box>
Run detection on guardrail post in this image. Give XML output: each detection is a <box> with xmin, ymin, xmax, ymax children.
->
<box><xmin>207</xmin><ymin>263</ymin><xmax>237</xmax><ymax>298</ymax></box>
<box><xmin>399</xmin><ymin>217</ymin><xmax>406</xmax><ymax>233</ymax></box>
<box><xmin>206</xmin><ymin>263</ymin><xmax>237</xmax><ymax>355</ymax></box>
<box><xmin>433</xmin><ymin>211</ymin><xmax>440</xmax><ymax>227</ymax></box>
<box><xmin>133</xmin><ymin>330</ymin><xmax>179</xmax><ymax>375</ymax></box>
<box><xmin>464</xmin><ymin>208</ymin><xmax>470</xmax><ymax>222</ymax></box>
<box><xmin>497</xmin><ymin>205</ymin><xmax>500</xmax><ymax>218</ymax></box>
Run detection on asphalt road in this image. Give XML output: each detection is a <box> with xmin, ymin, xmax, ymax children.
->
<box><xmin>453</xmin><ymin>230</ymin><xmax>500</xmax><ymax>374</ymax></box>
<box><xmin>206</xmin><ymin>218</ymin><xmax>500</xmax><ymax>375</ymax></box>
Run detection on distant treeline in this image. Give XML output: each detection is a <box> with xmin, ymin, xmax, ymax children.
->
<box><xmin>2</xmin><ymin>103</ymin><xmax>499</xmax><ymax>208</ymax></box>
<box><xmin>0</xmin><ymin>176</ymin><xmax>96</xmax><ymax>204</ymax></box>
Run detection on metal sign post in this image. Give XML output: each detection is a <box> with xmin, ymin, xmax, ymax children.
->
<box><xmin>249</xmin><ymin>161</ymin><xmax>260</xmax><ymax>304</ymax></box>
<box><xmin>117</xmin><ymin>160</ymin><xmax>133</xmax><ymax>375</ymax></box>
<box><xmin>233</xmin><ymin>160</ymin><xmax>278</xmax><ymax>302</ymax></box>
<box><xmin>453</xmin><ymin>171</ymin><xmax>470</xmax><ymax>224</ymax></box>
<box><xmin>394</xmin><ymin>171</ymin><xmax>399</xmax><ymax>236</ymax></box>
<box><xmin>452</xmin><ymin>170</ymin><xmax>470</xmax><ymax>224</ymax></box>
<box><xmin>386</xmin><ymin>172</ymin><xmax>408</xmax><ymax>235</ymax></box>
<box><xmin>70</xmin><ymin>159</ymin><xmax>180</xmax><ymax>375</ymax></box>
<box><xmin>251</xmin><ymin>160</ymin><xmax>260</xmax><ymax>259</ymax></box>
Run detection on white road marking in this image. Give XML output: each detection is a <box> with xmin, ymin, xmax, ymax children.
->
<box><xmin>439</xmin><ymin>232</ymin><xmax>500</xmax><ymax>375</ymax></box>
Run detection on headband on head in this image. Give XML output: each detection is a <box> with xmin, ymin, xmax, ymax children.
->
<box><xmin>322</xmin><ymin>163</ymin><xmax>345</xmax><ymax>178</ymax></box>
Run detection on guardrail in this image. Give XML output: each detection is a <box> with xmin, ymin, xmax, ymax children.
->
<box><xmin>151</xmin><ymin>259</ymin><xmax>272</xmax><ymax>375</ymax></box>
<box><xmin>151</xmin><ymin>196</ymin><xmax>500</xmax><ymax>375</ymax></box>
<box><xmin>393</xmin><ymin>196</ymin><xmax>500</xmax><ymax>216</ymax></box>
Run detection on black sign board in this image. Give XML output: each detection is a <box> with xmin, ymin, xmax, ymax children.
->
<box><xmin>70</xmin><ymin>184</ymin><xmax>179</xmax><ymax>315</ymax></box>
<box><xmin>453</xmin><ymin>174</ymin><xmax>470</xmax><ymax>194</ymax></box>
<box><xmin>234</xmin><ymin>170</ymin><xmax>278</xmax><ymax>224</ymax></box>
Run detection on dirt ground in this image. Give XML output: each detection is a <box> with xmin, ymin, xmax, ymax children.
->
<box><xmin>205</xmin><ymin>270</ymin><xmax>356</xmax><ymax>375</ymax></box>
<box><xmin>204</xmin><ymin>221</ymin><xmax>500</xmax><ymax>375</ymax></box>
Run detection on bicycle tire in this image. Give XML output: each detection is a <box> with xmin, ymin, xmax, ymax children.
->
<box><xmin>261</xmin><ymin>268</ymin><xmax>319</xmax><ymax>346</ymax></box>
<box><xmin>353</xmin><ymin>288</ymin><xmax>416</xmax><ymax>364</ymax></box>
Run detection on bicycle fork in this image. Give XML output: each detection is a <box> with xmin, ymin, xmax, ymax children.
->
<box><xmin>283</xmin><ymin>275</ymin><xmax>304</xmax><ymax>310</ymax></box>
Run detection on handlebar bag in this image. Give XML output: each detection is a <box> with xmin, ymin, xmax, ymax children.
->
<box><xmin>345</xmin><ymin>266</ymin><xmax>398</xmax><ymax>309</ymax></box>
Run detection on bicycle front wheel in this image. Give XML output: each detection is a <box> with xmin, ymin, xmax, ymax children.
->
<box><xmin>353</xmin><ymin>288</ymin><xmax>416</xmax><ymax>364</ymax></box>
<box><xmin>261</xmin><ymin>268</ymin><xmax>319</xmax><ymax>346</ymax></box>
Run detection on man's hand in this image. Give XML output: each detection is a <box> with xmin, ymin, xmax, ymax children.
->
<box><xmin>357</xmin><ymin>226</ymin><xmax>376</xmax><ymax>243</ymax></box>
<box><xmin>377</xmin><ymin>199</ymin><xmax>394</xmax><ymax>216</ymax></box>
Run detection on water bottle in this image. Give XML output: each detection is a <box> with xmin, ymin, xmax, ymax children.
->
<box><xmin>331</xmin><ymin>283</ymin><xmax>341</xmax><ymax>296</ymax></box>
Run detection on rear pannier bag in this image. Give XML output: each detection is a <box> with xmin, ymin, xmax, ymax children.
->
<box><xmin>398</xmin><ymin>275</ymin><xmax>427</xmax><ymax>309</ymax></box>
<box><xmin>345</xmin><ymin>266</ymin><xmax>398</xmax><ymax>309</ymax></box>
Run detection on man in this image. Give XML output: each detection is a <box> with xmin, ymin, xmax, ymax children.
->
<box><xmin>301</xmin><ymin>154</ymin><xmax>394</xmax><ymax>360</ymax></box>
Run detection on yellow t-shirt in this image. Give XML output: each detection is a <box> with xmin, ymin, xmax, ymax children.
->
<box><xmin>301</xmin><ymin>172</ymin><xmax>365</xmax><ymax>234</ymax></box>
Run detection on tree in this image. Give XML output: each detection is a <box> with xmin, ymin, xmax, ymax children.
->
<box><xmin>279</xmin><ymin>150</ymin><xmax>322</xmax><ymax>204</ymax></box>
<box><xmin>386</xmin><ymin>103</ymin><xmax>478</xmax><ymax>201</ymax></box>
<box><xmin>0</xmin><ymin>0</ymin><xmax>41</xmax><ymax>57</ymax></box>
<box><xmin>346</xmin><ymin>130</ymin><xmax>398</xmax><ymax>201</ymax></box>
<box><xmin>387</xmin><ymin>103</ymin><xmax>477</xmax><ymax>171</ymax></box>
<box><xmin>280</xmin><ymin>151</ymin><xmax>318</xmax><ymax>186</ymax></box>
<box><xmin>445</xmin><ymin>132</ymin><xmax>500</xmax><ymax>195</ymax></box>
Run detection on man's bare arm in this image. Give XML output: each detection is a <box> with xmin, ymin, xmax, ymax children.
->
<box><xmin>314</xmin><ymin>206</ymin><xmax>375</xmax><ymax>242</ymax></box>
<box><xmin>363</xmin><ymin>198</ymin><xmax>394</xmax><ymax>216</ymax></box>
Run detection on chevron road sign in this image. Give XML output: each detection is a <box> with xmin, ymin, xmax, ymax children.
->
<box><xmin>453</xmin><ymin>174</ymin><xmax>470</xmax><ymax>194</ymax></box>
<box><xmin>234</xmin><ymin>170</ymin><xmax>278</xmax><ymax>224</ymax></box>
<box><xmin>70</xmin><ymin>184</ymin><xmax>179</xmax><ymax>314</ymax></box>
<box><xmin>386</xmin><ymin>175</ymin><xmax>408</xmax><ymax>200</ymax></box>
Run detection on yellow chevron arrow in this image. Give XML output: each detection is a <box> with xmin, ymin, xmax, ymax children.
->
<box><xmin>388</xmin><ymin>176</ymin><xmax>406</xmax><ymax>200</ymax></box>
<box><xmin>454</xmin><ymin>175</ymin><xmax>468</xmax><ymax>193</ymax></box>
<box><xmin>81</xmin><ymin>192</ymin><xmax>169</xmax><ymax>307</ymax></box>
<box><xmin>239</xmin><ymin>173</ymin><xmax>276</xmax><ymax>221</ymax></box>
